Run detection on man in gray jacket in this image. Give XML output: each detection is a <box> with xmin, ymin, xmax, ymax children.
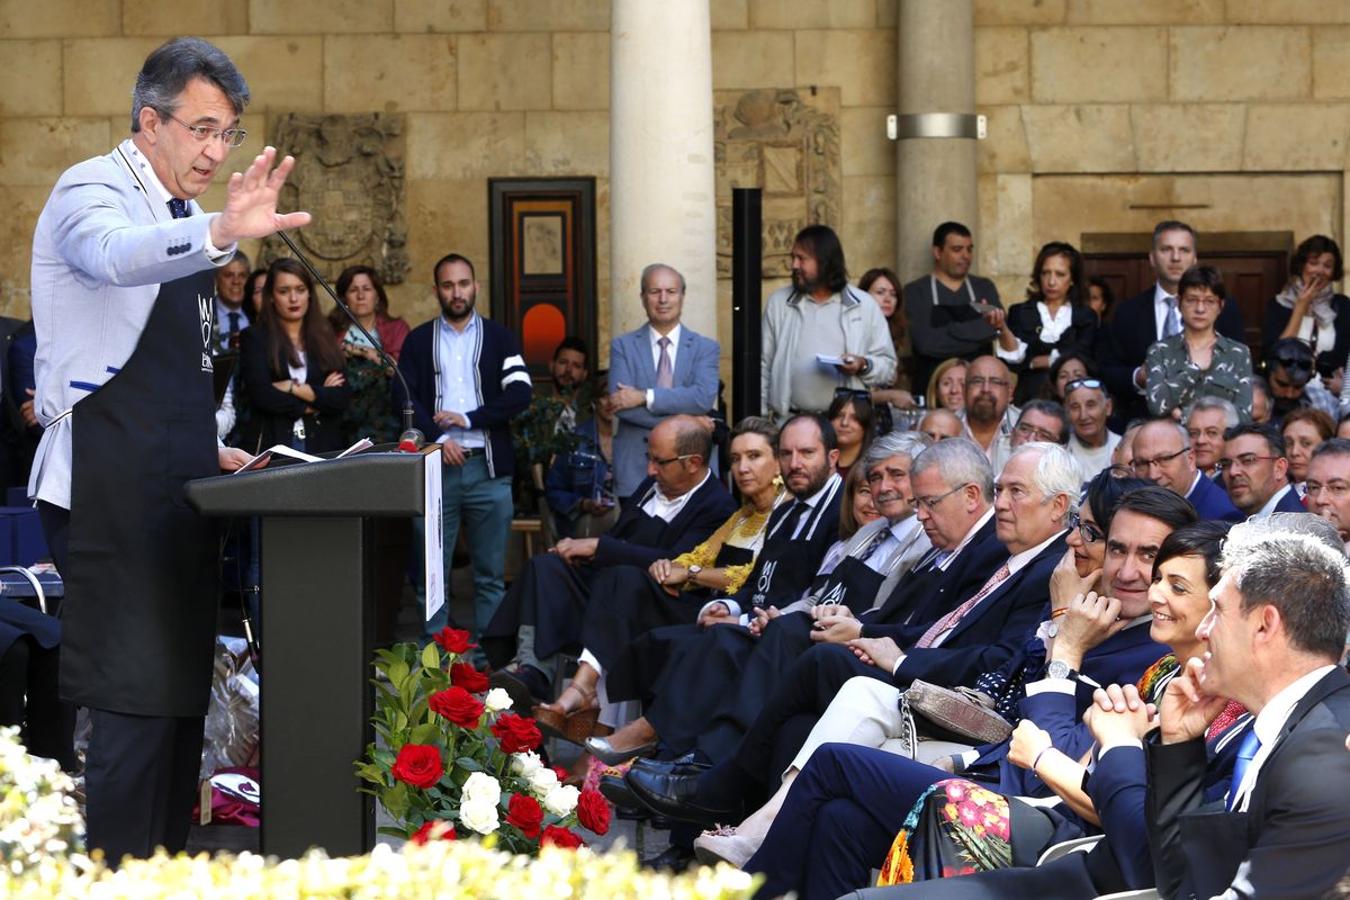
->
<box><xmin>761</xmin><ymin>225</ymin><xmax>896</xmax><ymax>420</ymax></box>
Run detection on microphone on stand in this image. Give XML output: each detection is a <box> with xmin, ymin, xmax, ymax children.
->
<box><xmin>274</xmin><ymin>231</ymin><xmax>424</xmax><ymax>451</ymax></box>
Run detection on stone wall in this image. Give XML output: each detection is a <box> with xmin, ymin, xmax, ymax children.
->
<box><xmin>2</xmin><ymin>0</ymin><xmax>1348</xmax><ymax>367</ymax></box>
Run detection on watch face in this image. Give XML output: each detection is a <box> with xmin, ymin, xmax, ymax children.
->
<box><xmin>1047</xmin><ymin>660</ymin><xmax>1070</xmax><ymax>679</ymax></box>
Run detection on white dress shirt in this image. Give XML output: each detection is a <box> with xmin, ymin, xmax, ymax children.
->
<box><xmin>434</xmin><ymin>314</ymin><xmax>486</xmax><ymax>449</ymax></box>
<box><xmin>1230</xmin><ymin>664</ymin><xmax>1337</xmax><ymax>812</ymax></box>
<box><xmin>640</xmin><ymin>467</ymin><xmax>709</xmax><ymax>523</ymax></box>
<box><xmin>1253</xmin><ymin>483</ymin><xmax>1296</xmax><ymax>519</ymax></box>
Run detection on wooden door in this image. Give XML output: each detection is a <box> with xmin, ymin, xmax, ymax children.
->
<box><xmin>488</xmin><ymin>178</ymin><xmax>598</xmax><ymax>378</ymax></box>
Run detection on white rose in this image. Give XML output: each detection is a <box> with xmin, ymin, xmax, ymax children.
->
<box><xmin>484</xmin><ymin>688</ymin><xmax>512</xmax><ymax>713</ymax></box>
<box><xmin>543</xmin><ymin>783</ymin><xmax>579</xmax><ymax>818</ymax></box>
<box><xmin>511</xmin><ymin>751</ymin><xmax>542</xmax><ymax>778</ymax></box>
<box><xmin>527</xmin><ymin>766</ymin><xmax>559</xmax><ymax>796</ymax></box>
<box><xmin>462</xmin><ymin>771</ymin><xmax>502</xmax><ymax>807</ymax></box>
<box><xmin>459</xmin><ymin>796</ymin><xmax>500</xmax><ymax>835</ymax></box>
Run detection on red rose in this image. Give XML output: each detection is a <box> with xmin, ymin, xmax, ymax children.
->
<box><xmin>429</xmin><ymin>687</ymin><xmax>485</xmax><ymax>728</ymax></box>
<box><xmin>391</xmin><ymin>744</ymin><xmax>443</xmax><ymax>790</ymax></box>
<box><xmin>575</xmin><ymin>789</ymin><xmax>611</xmax><ymax>836</ymax></box>
<box><xmin>433</xmin><ymin>628</ymin><xmax>476</xmax><ymax>655</ymax></box>
<box><xmin>505</xmin><ymin>793</ymin><xmax>545</xmax><ymax>839</ymax></box>
<box><xmin>410</xmin><ymin>820</ymin><xmax>457</xmax><ymax>844</ymax></box>
<box><xmin>540</xmin><ymin>824</ymin><xmax>585</xmax><ymax>849</ymax></box>
<box><xmin>450</xmin><ymin>663</ymin><xmax>489</xmax><ymax>694</ymax></box>
<box><xmin>491</xmin><ymin>713</ymin><xmax>542</xmax><ymax>754</ymax></box>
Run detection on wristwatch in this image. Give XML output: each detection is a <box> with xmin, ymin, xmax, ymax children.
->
<box><xmin>687</xmin><ymin>564</ymin><xmax>703</xmax><ymax>582</ymax></box>
<box><xmin>1046</xmin><ymin>659</ymin><xmax>1078</xmax><ymax>681</ymax></box>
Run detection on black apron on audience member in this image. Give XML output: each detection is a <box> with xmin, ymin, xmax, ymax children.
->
<box><xmin>650</xmin><ymin>555</ymin><xmax>887</xmax><ymax>759</ymax></box>
<box><xmin>585</xmin><ymin>542</ymin><xmax>756</xmax><ymax>698</ymax></box>
<box><xmin>59</xmin><ymin>267</ymin><xmax>220</xmax><ymax>716</ymax></box>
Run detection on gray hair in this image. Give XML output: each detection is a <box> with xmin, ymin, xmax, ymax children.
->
<box><xmin>131</xmin><ymin>37</ymin><xmax>250</xmax><ymax>132</ymax></box>
<box><xmin>639</xmin><ymin>263</ymin><xmax>687</xmax><ymax>295</ymax></box>
<box><xmin>1017</xmin><ymin>399</ymin><xmax>1070</xmax><ymax>444</ymax></box>
<box><xmin>1186</xmin><ymin>397</ymin><xmax>1240</xmax><ymax>429</ymax></box>
<box><xmin>1311</xmin><ymin>437</ymin><xmax>1350</xmax><ymax>464</ymax></box>
<box><xmin>911</xmin><ymin>437</ymin><xmax>995</xmax><ymax>501</ymax></box>
<box><xmin>1008</xmin><ymin>442</ymin><xmax>1082</xmax><ymax>518</ymax></box>
<box><xmin>1220</xmin><ymin>518</ymin><xmax>1350</xmax><ymax>660</ymax></box>
<box><xmin>864</xmin><ymin>430</ymin><xmax>931</xmax><ymax>474</ymax></box>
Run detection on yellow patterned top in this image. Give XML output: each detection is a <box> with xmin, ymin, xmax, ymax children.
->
<box><xmin>673</xmin><ymin>486</ymin><xmax>788</xmax><ymax>594</ymax></box>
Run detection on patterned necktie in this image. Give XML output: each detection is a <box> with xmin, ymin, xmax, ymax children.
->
<box><xmin>1163</xmin><ymin>296</ymin><xmax>1182</xmax><ymax>338</ymax></box>
<box><xmin>167</xmin><ymin>198</ymin><xmax>189</xmax><ymax>219</ymax></box>
<box><xmin>915</xmin><ymin>562</ymin><xmax>1011</xmax><ymax>648</ymax></box>
<box><xmin>857</xmin><ymin>525</ymin><xmax>893</xmax><ymax>563</ymax></box>
<box><xmin>228</xmin><ymin>311</ymin><xmax>241</xmax><ymax>335</ymax></box>
<box><xmin>1227</xmin><ymin>728</ymin><xmax>1261</xmax><ymax>811</ymax></box>
<box><xmin>655</xmin><ymin>336</ymin><xmax>674</xmax><ymax>389</ymax></box>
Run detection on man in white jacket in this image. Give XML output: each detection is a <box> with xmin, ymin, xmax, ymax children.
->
<box><xmin>761</xmin><ymin>225</ymin><xmax>896</xmax><ymax>420</ymax></box>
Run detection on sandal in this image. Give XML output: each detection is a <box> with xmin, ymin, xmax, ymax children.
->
<box><xmin>532</xmin><ymin>682</ymin><xmax>599</xmax><ymax>745</ymax></box>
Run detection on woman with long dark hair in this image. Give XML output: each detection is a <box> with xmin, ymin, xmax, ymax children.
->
<box><xmin>237</xmin><ymin>258</ymin><xmax>351</xmax><ymax>453</ymax></box>
<box><xmin>1004</xmin><ymin>241</ymin><xmax>1097</xmax><ymax>404</ymax></box>
<box><xmin>327</xmin><ymin>265</ymin><xmax>410</xmax><ymax>444</ymax></box>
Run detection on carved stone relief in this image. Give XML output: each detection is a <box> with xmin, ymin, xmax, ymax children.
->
<box><xmin>714</xmin><ymin>88</ymin><xmax>842</xmax><ymax>279</ymax></box>
<box><xmin>259</xmin><ymin>113</ymin><xmax>410</xmax><ymax>286</ymax></box>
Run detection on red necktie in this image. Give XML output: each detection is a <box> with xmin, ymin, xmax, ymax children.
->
<box><xmin>915</xmin><ymin>562</ymin><xmax>1011</xmax><ymax>648</ymax></box>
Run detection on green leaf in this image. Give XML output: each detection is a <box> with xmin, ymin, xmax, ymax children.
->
<box><xmin>409</xmin><ymin>723</ymin><xmax>439</xmax><ymax>745</ymax></box>
<box><xmin>387</xmin><ymin>659</ymin><xmax>410</xmax><ymax>692</ymax></box>
<box><xmin>376</xmin><ymin>826</ymin><xmax>409</xmax><ymax>839</ymax></box>
<box><xmin>421</xmin><ymin>641</ymin><xmax>442</xmax><ymax>670</ymax></box>
<box><xmin>384</xmin><ymin>781</ymin><xmax>410</xmax><ymax>818</ymax></box>
<box><xmin>456</xmin><ymin>756</ymin><xmax>483</xmax><ymax>773</ymax></box>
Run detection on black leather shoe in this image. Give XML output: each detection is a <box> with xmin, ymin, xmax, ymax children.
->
<box><xmin>625</xmin><ymin>765</ymin><xmax>741</xmax><ymax>826</ymax></box>
<box><xmin>489</xmin><ymin>664</ymin><xmax>550</xmax><ymax>713</ymax></box>
<box><xmin>598</xmin><ymin>773</ymin><xmax>643</xmax><ymax>811</ymax></box>
<box><xmin>629</xmin><ymin>753</ymin><xmax>710</xmax><ymax>776</ymax></box>
<box><xmin>641</xmin><ymin>843</ymin><xmax>695</xmax><ymax>872</ymax></box>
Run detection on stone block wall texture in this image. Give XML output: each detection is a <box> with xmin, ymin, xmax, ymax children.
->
<box><xmin>2</xmin><ymin>0</ymin><xmax>1349</xmax><ymax>365</ymax></box>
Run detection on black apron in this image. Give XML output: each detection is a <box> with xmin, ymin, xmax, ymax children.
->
<box><xmin>804</xmin><ymin>555</ymin><xmax>886</xmax><ymax>614</ymax></box>
<box><xmin>60</xmin><ymin>266</ymin><xmax>221</xmax><ymax>717</ymax></box>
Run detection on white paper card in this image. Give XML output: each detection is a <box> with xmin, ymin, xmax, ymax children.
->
<box><xmin>423</xmin><ymin>451</ymin><xmax>445</xmax><ymax>622</ymax></box>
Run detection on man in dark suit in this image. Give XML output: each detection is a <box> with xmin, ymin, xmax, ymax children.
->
<box><xmin>1099</xmin><ymin>220</ymin><xmax>1246</xmax><ymax>424</ymax></box>
<box><xmin>1133</xmin><ymin>418</ymin><xmax>1243</xmax><ymax>521</ymax></box>
<box><xmin>484</xmin><ymin>415</ymin><xmax>735</xmax><ymax>694</ymax></box>
<box><xmin>1222</xmin><ymin>423</ymin><xmax>1306</xmax><ymax>517</ymax></box>
<box><xmin>628</xmin><ymin>441</ymin><xmax>1077</xmax><ymax>825</ymax></box>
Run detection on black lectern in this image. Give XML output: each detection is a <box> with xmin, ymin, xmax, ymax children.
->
<box><xmin>187</xmin><ymin>451</ymin><xmax>429</xmax><ymax>858</ymax></box>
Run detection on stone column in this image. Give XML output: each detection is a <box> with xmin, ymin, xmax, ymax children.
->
<box><xmin>609</xmin><ymin>0</ymin><xmax>718</xmax><ymax>340</ymax></box>
<box><xmin>895</xmin><ymin>0</ymin><xmax>979</xmax><ymax>282</ymax></box>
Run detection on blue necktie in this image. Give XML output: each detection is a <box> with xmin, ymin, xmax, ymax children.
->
<box><xmin>167</xmin><ymin>198</ymin><xmax>189</xmax><ymax>219</ymax></box>
<box><xmin>1227</xmin><ymin>728</ymin><xmax>1261</xmax><ymax>810</ymax></box>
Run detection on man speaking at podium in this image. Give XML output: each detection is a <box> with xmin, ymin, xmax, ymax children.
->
<box><xmin>28</xmin><ymin>37</ymin><xmax>308</xmax><ymax>862</ymax></box>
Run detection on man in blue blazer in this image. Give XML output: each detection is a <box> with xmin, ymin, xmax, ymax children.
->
<box><xmin>1133</xmin><ymin>418</ymin><xmax>1243</xmax><ymax>521</ymax></box>
<box><xmin>608</xmin><ymin>264</ymin><xmax>720</xmax><ymax>499</ymax></box>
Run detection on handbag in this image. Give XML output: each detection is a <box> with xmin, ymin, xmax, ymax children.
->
<box><xmin>899</xmin><ymin>680</ymin><xmax>1014</xmax><ymax>747</ymax></box>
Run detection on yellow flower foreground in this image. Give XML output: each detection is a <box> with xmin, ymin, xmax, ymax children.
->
<box><xmin>0</xmin><ymin>838</ymin><xmax>759</xmax><ymax>899</ymax></box>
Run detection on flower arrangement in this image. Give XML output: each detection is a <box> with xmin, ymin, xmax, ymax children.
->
<box><xmin>0</xmin><ymin>725</ymin><xmax>86</xmax><ymax>874</ymax></box>
<box><xmin>357</xmin><ymin>628</ymin><xmax>610</xmax><ymax>854</ymax></box>
<box><xmin>0</xmin><ymin>839</ymin><xmax>759</xmax><ymax>899</ymax></box>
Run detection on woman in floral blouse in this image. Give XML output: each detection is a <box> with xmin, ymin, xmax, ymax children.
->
<box><xmin>1144</xmin><ymin>265</ymin><xmax>1253</xmax><ymax>422</ymax></box>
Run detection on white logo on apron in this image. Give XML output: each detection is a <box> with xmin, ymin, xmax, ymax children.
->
<box><xmin>752</xmin><ymin>559</ymin><xmax>778</xmax><ymax>605</ymax></box>
<box><xmin>198</xmin><ymin>293</ymin><xmax>214</xmax><ymax>372</ymax></box>
<box><xmin>818</xmin><ymin>581</ymin><xmax>848</xmax><ymax>607</ymax></box>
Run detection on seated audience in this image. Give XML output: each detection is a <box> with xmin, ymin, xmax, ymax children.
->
<box><xmin>925</xmin><ymin>357</ymin><xmax>968</xmax><ymax>412</ymax></box>
<box><xmin>1263</xmin><ymin>234</ymin><xmax>1348</xmax><ymax>394</ymax></box>
<box><xmin>1221</xmin><ymin>424</ymin><xmax>1305</xmax><ymax>518</ymax></box>
<box><xmin>1306</xmin><ymin>438</ymin><xmax>1350</xmax><ymax>552</ymax></box>
<box><xmin>828</xmin><ymin>389</ymin><xmax>874</xmax><ymax>478</ymax></box>
<box><xmin>1010</xmin><ymin>400</ymin><xmax>1069</xmax><ymax>450</ymax></box>
<box><xmin>485</xmin><ymin>415</ymin><xmax>735</xmax><ymax>700</ymax></box>
<box><xmin>1144</xmin><ymin>265</ymin><xmax>1253</xmax><ymax>422</ymax></box>
<box><xmin>532</xmin><ymin>417</ymin><xmax>787</xmax><ymax>741</ymax></box>
<box><xmin>958</xmin><ymin>356</ymin><xmax>1020</xmax><ymax>469</ymax></box>
<box><xmin>905</xmin><ymin>222</ymin><xmax>1017</xmax><ymax>393</ymax></box>
<box><xmin>329</xmin><ymin>264</ymin><xmax>409</xmax><ymax>445</ymax></box>
<box><xmin>1281</xmin><ymin>406</ymin><xmax>1333</xmax><ymax>496</ymax></box>
<box><xmin>236</xmin><ymin>258</ymin><xmax>350</xmax><ymax>454</ymax></box>
<box><xmin>1004</xmin><ymin>241</ymin><xmax>1098</xmax><ymax>404</ymax></box>
<box><xmin>761</xmin><ymin>226</ymin><xmax>896</xmax><ymax>419</ymax></box>
<box><xmin>1267</xmin><ymin>337</ymin><xmax>1338</xmax><ymax>424</ymax></box>
<box><xmin>610</xmin><ymin>263</ymin><xmax>720</xmax><ymax>498</ymax></box>
<box><xmin>1143</xmin><ymin>518</ymin><xmax>1350</xmax><ymax>899</ymax></box>
<box><xmin>545</xmin><ymin>375</ymin><xmax>617</xmax><ymax>540</ymax></box>
<box><xmin>917</xmin><ymin>408</ymin><xmax>963</xmax><ymax>443</ymax></box>
<box><xmin>1132</xmin><ymin>418</ymin><xmax>1243</xmax><ymax>521</ymax></box>
<box><xmin>1064</xmin><ymin>377</ymin><xmax>1119</xmax><ymax>479</ymax></box>
<box><xmin>1045</xmin><ymin>351</ymin><xmax>1096</xmax><ymax>403</ymax></box>
<box><xmin>1186</xmin><ymin>396</ymin><xmax>1240</xmax><ymax>478</ymax></box>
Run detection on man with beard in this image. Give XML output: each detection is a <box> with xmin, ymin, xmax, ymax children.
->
<box><xmin>1264</xmin><ymin>337</ymin><xmax>1340</xmax><ymax>426</ymax></box>
<box><xmin>1221</xmin><ymin>424</ymin><xmax>1305</xmax><ymax>517</ymax></box>
<box><xmin>398</xmin><ymin>253</ymin><xmax>534</xmax><ymax>643</ymax></box>
<box><xmin>905</xmin><ymin>221</ymin><xmax>1020</xmax><ymax>393</ymax></box>
<box><xmin>539</xmin><ymin>336</ymin><xmax>590</xmax><ymax>435</ymax></box>
<box><xmin>958</xmin><ymin>356</ymin><xmax>1020</xmax><ymax>469</ymax></box>
<box><xmin>761</xmin><ymin>225</ymin><xmax>896</xmax><ymax>419</ymax></box>
<box><xmin>609</xmin><ymin>263</ymin><xmax>720</xmax><ymax>498</ymax></box>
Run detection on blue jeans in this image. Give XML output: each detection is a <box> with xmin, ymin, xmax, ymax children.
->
<box><xmin>414</xmin><ymin>454</ymin><xmax>514</xmax><ymax>642</ymax></box>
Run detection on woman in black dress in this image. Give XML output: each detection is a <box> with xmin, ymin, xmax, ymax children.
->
<box><xmin>1005</xmin><ymin>242</ymin><xmax>1097</xmax><ymax>405</ymax></box>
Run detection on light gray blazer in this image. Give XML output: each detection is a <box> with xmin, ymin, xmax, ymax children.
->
<box><xmin>29</xmin><ymin>138</ymin><xmax>232</xmax><ymax>508</ymax></box>
<box><xmin>609</xmin><ymin>322</ymin><xmax>720</xmax><ymax>498</ymax></box>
